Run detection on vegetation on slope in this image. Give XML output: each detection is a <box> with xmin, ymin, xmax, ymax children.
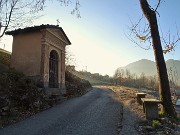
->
<box><xmin>0</xmin><ymin>49</ymin><xmax>92</xmax><ymax>127</ymax></box>
<box><xmin>0</xmin><ymin>48</ymin><xmax>11</xmax><ymax>66</ymax></box>
<box><xmin>69</xmin><ymin>70</ymin><xmax>114</xmax><ymax>86</ymax></box>
<box><xmin>65</xmin><ymin>70</ymin><xmax>92</xmax><ymax>97</ymax></box>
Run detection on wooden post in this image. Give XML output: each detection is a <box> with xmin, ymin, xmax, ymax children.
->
<box><xmin>141</xmin><ymin>98</ymin><xmax>161</xmax><ymax>119</ymax></box>
<box><xmin>136</xmin><ymin>93</ymin><xmax>146</xmax><ymax>105</ymax></box>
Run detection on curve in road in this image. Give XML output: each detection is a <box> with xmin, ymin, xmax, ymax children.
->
<box><xmin>0</xmin><ymin>87</ymin><xmax>123</xmax><ymax>135</ymax></box>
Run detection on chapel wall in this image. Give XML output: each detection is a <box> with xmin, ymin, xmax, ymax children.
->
<box><xmin>11</xmin><ymin>32</ymin><xmax>42</xmax><ymax>77</ymax></box>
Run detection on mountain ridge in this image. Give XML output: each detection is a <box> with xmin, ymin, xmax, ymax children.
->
<box><xmin>118</xmin><ymin>59</ymin><xmax>180</xmax><ymax>79</ymax></box>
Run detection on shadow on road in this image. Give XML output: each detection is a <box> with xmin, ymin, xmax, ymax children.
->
<box><xmin>97</xmin><ymin>86</ymin><xmax>144</xmax><ymax>135</ymax></box>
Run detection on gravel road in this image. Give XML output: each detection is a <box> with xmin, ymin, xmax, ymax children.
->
<box><xmin>0</xmin><ymin>87</ymin><xmax>123</xmax><ymax>135</ymax></box>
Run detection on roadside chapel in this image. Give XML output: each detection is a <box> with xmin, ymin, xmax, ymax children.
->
<box><xmin>6</xmin><ymin>24</ymin><xmax>71</xmax><ymax>95</ymax></box>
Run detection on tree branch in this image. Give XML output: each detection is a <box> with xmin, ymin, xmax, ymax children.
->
<box><xmin>0</xmin><ymin>0</ymin><xmax>17</xmax><ymax>38</ymax></box>
<box><xmin>154</xmin><ymin>0</ymin><xmax>161</xmax><ymax>12</ymax></box>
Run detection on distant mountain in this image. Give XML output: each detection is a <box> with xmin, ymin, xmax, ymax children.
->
<box><xmin>119</xmin><ymin>59</ymin><xmax>156</xmax><ymax>76</ymax></box>
<box><xmin>120</xmin><ymin>59</ymin><xmax>156</xmax><ymax>76</ymax></box>
<box><xmin>119</xmin><ymin>59</ymin><xmax>180</xmax><ymax>81</ymax></box>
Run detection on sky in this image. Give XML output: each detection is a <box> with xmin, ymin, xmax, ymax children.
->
<box><xmin>0</xmin><ymin>0</ymin><xmax>180</xmax><ymax>76</ymax></box>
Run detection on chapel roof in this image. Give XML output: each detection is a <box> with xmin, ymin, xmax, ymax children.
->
<box><xmin>6</xmin><ymin>24</ymin><xmax>71</xmax><ymax>45</ymax></box>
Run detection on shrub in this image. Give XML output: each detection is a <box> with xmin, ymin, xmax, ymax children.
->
<box><xmin>65</xmin><ymin>70</ymin><xmax>92</xmax><ymax>97</ymax></box>
<box><xmin>152</xmin><ymin>120</ymin><xmax>161</xmax><ymax>128</ymax></box>
<box><xmin>158</xmin><ymin>110</ymin><xmax>166</xmax><ymax>117</ymax></box>
<box><xmin>0</xmin><ymin>67</ymin><xmax>47</xmax><ymax>112</ymax></box>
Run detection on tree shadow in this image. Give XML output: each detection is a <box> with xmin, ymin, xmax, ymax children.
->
<box><xmin>98</xmin><ymin>86</ymin><xmax>146</xmax><ymax>134</ymax></box>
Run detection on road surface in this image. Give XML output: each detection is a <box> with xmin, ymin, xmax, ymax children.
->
<box><xmin>0</xmin><ymin>87</ymin><xmax>123</xmax><ymax>135</ymax></box>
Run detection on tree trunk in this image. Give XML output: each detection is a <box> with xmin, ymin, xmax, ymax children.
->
<box><xmin>139</xmin><ymin>0</ymin><xmax>176</xmax><ymax>117</ymax></box>
<box><xmin>0</xmin><ymin>22</ymin><xmax>1</xmax><ymax>35</ymax></box>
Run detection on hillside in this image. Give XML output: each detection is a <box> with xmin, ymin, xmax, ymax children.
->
<box><xmin>69</xmin><ymin>70</ymin><xmax>113</xmax><ymax>85</ymax></box>
<box><xmin>0</xmin><ymin>48</ymin><xmax>11</xmax><ymax>66</ymax></box>
<box><xmin>0</xmin><ymin>49</ymin><xmax>92</xmax><ymax>127</ymax></box>
<box><xmin>119</xmin><ymin>59</ymin><xmax>156</xmax><ymax>76</ymax></box>
<box><xmin>118</xmin><ymin>59</ymin><xmax>180</xmax><ymax>84</ymax></box>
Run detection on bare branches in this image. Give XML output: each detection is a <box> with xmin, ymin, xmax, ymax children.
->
<box><xmin>162</xmin><ymin>29</ymin><xmax>180</xmax><ymax>54</ymax></box>
<box><xmin>0</xmin><ymin>0</ymin><xmax>18</xmax><ymax>38</ymax></box>
<box><xmin>0</xmin><ymin>0</ymin><xmax>45</xmax><ymax>38</ymax></box>
<box><xmin>59</xmin><ymin>0</ymin><xmax>72</xmax><ymax>6</ymax></box>
<box><xmin>128</xmin><ymin>14</ymin><xmax>180</xmax><ymax>54</ymax></box>
<box><xmin>58</xmin><ymin>0</ymin><xmax>81</xmax><ymax>18</ymax></box>
<box><xmin>146</xmin><ymin>0</ymin><xmax>162</xmax><ymax>12</ymax></box>
<box><xmin>154</xmin><ymin>0</ymin><xmax>161</xmax><ymax>12</ymax></box>
<box><xmin>71</xmin><ymin>0</ymin><xmax>81</xmax><ymax>18</ymax></box>
<box><xmin>127</xmin><ymin>15</ymin><xmax>151</xmax><ymax>50</ymax></box>
<box><xmin>0</xmin><ymin>0</ymin><xmax>81</xmax><ymax>38</ymax></box>
<box><xmin>128</xmin><ymin>0</ymin><xmax>179</xmax><ymax>54</ymax></box>
<box><xmin>32</xmin><ymin>0</ymin><xmax>46</xmax><ymax>12</ymax></box>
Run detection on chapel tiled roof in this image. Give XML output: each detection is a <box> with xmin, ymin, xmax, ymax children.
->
<box><xmin>6</xmin><ymin>24</ymin><xmax>71</xmax><ymax>45</ymax></box>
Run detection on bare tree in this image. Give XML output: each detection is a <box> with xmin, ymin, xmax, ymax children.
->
<box><xmin>65</xmin><ymin>47</ymin><xmax>77</xmax><ymax>68</ymax></box>
<box><xmin>113</xmin><ymin>68</ymin><xmax>120</xmax><ymax>85</ymax></box>
<box><xmin>127</xmin><ymin>0</ymin><xmax>178</xmax><ymax>117</ymax></box>
<box><xmin>119</xmin><ymin>69</ymin><xmax>125</xmax><ymax>85</ymax></box>
<box><xmin>137</xmin><ymin>0</ymin><xmax>177</xmax><ymax>117</ymax></box>
<box><xmin>0</xmin><ymin>0</ymin><xmax>45</xmax><ymax>38</ymax></box>
<box><xmin>148</xmin><ymin>75</ymin><xmax>158</xmax><ymax>90</ymax></box>
<box><xmin>140</xmin><ymin>72</ymin><xmax>146</xmax><ymax>87</ymax></box>
<box><xmin>113</xmin><ymin>68</ymin><xmax>125</xmax><ymax>85</ymax></box>
<box><xmin>168</xmin><ymin>65</ymin><xmax>179</xmax><ymax>102</ymax></box>
<box><xmin>0</xmin><ymin>0</ymin><xmax>80</xmax><ymax>38</ymax></box>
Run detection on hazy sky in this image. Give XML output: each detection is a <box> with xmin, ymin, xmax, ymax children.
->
<box><xmin>1</xmin><ymin>0</ymin><xmax>180</xmax><ymax>76</ymax></box>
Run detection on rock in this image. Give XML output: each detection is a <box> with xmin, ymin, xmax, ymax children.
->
<box><xmin>1</xmin><ymin>112</ymin><xmax>7</xmax><ymax>116</ymax></box>
<box><xmin>175</xmin><ymin>131</ymin><xmax>180</xmax><ymax>135</ymax></box>
<box><xmin>2</xmin><ymin>106</ymin><xmax>9</xmax><ymax>112</ymax></box>
<box><xmin>159</xmin><ymin>117</ymin><xmax>169</xmax><ymax>124</ymax></box>
<box><xmin>145</xmin><ymin>125</ymin><xmax>154</xmax><ymax>131</ymax></box>
<box><xmin>156</xmin><ymin>131</ymin><xmax>166</xmax><ymax>135</ymax></box>
<box><xmin>0</xmin><ymin>97</ymin><xmax>8</xmax><ymax>109</ymax></box>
